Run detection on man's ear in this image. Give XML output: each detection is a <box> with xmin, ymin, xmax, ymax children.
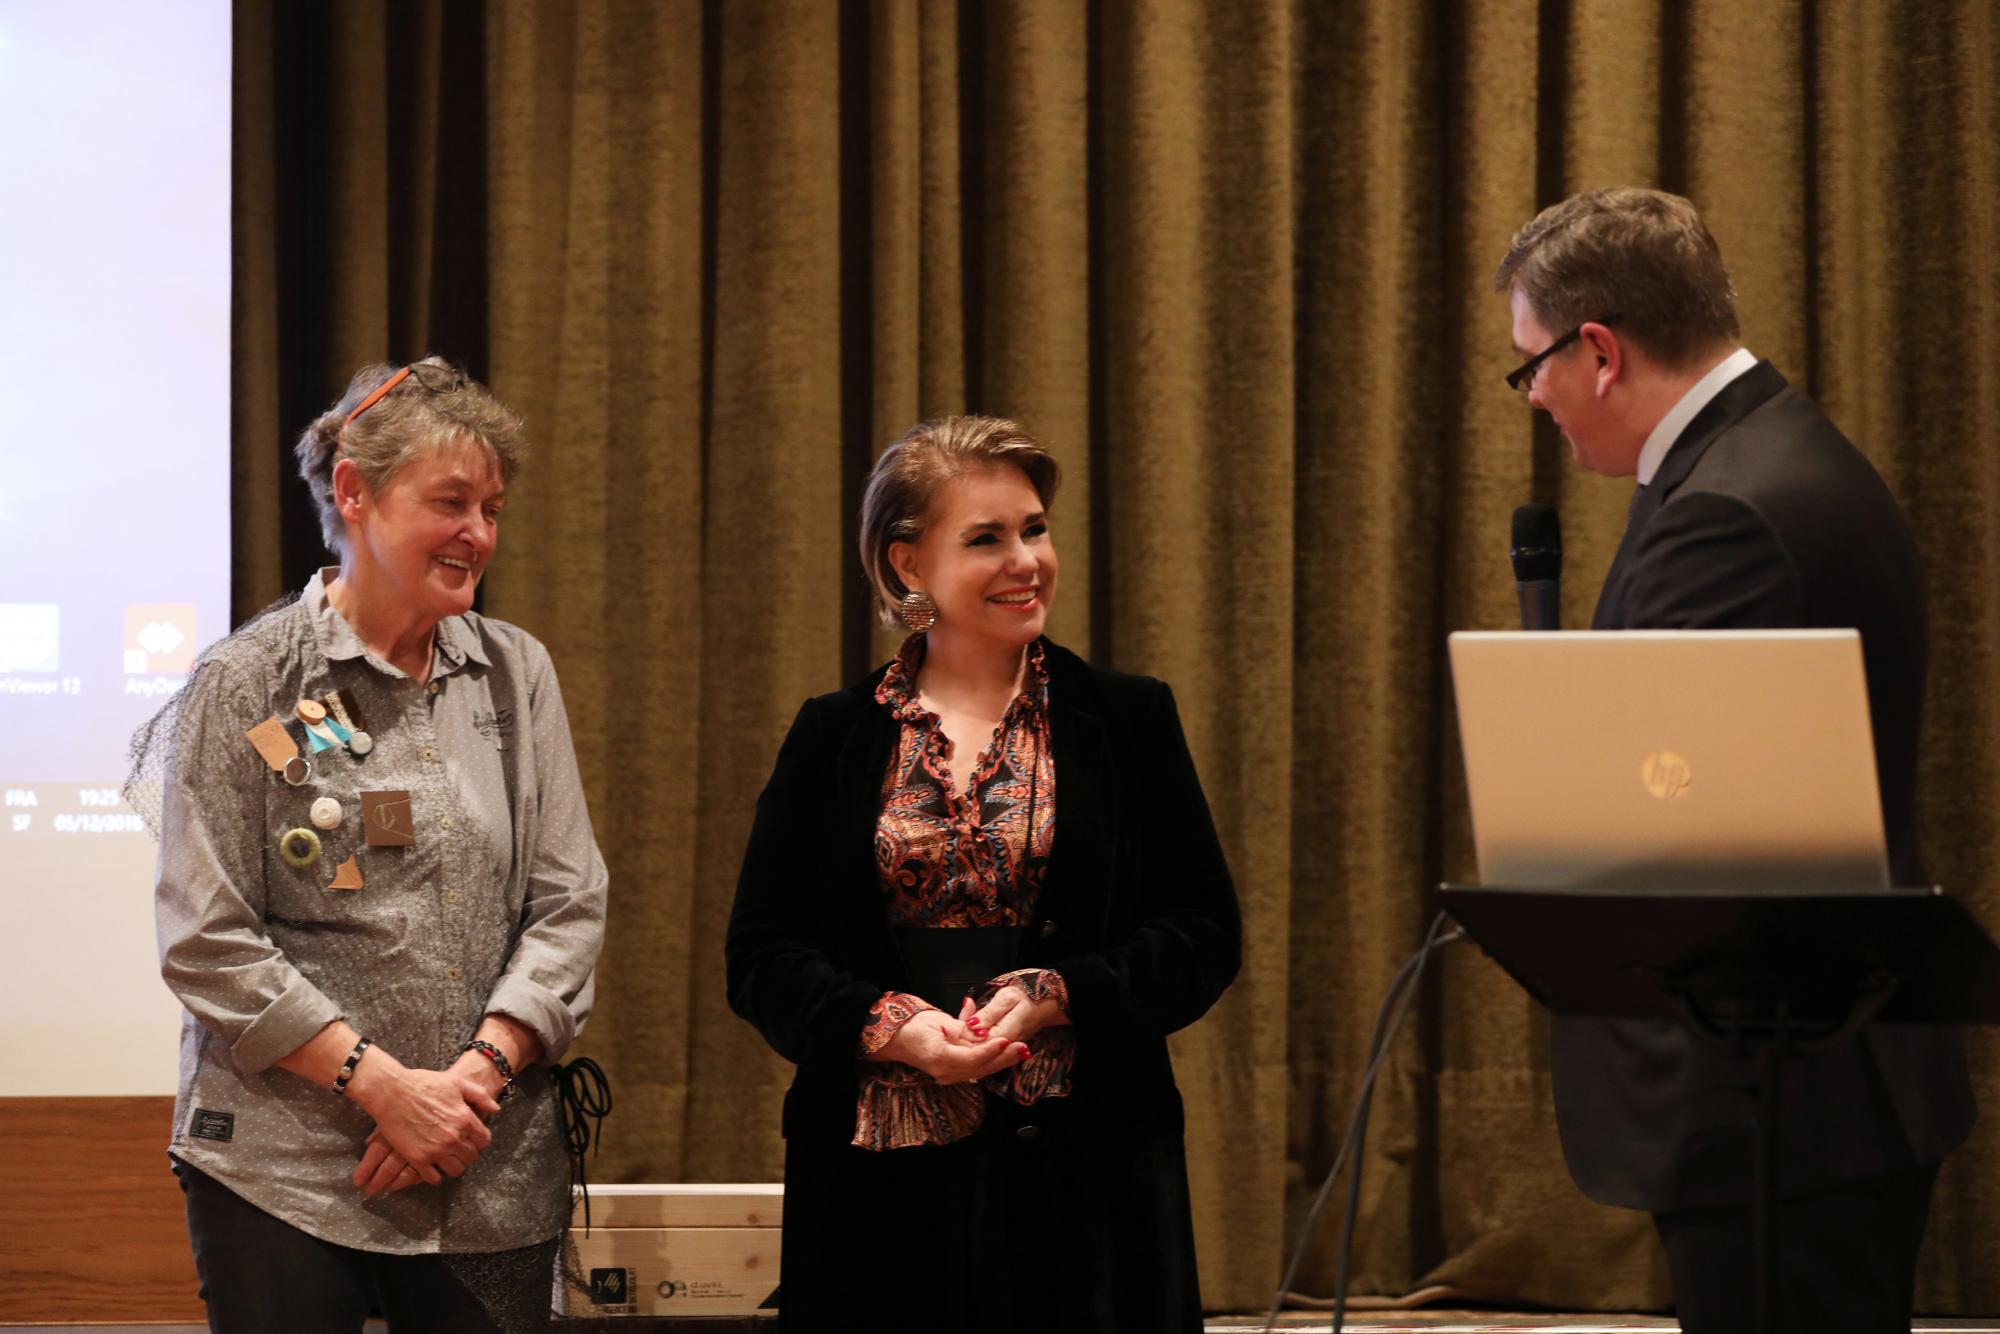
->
<box><xmin>1581</xmin><ymin>321</ymin><xmax>1623</xmax><ymax>399</ymax></box>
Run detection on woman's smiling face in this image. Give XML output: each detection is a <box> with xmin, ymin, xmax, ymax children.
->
<box><xmin>342</xmin><ymin>437</ymin><xmax>506</xmax><ymax>622</ymax></box>
<box><xmin>891</xmin><ymin>464</ymin><xmax>1057</xmax><ymax>648</ymax></box>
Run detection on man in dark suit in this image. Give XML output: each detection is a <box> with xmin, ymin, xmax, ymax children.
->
<box><xmin>1494</xmin><ymin>187</ymin><xmax>1974</xmax><ymax>1334</ymax></box>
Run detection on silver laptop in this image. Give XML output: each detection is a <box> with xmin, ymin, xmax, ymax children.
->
<box><xmin>1449</xmin><ymin>629</ymin><xmax>1889</xmax><ymax>893</ymax></box>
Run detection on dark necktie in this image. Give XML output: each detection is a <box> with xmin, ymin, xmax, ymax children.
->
<box><xmin>1627</xmin><ymin>481</ymin><xmax>1650</xmax><ymax>529</ymax></box>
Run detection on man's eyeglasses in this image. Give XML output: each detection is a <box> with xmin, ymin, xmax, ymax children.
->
<box><xmin>1504</xmin><ymin>316</ymin><xmax>1618</xmax><ymax>393</ymax></box>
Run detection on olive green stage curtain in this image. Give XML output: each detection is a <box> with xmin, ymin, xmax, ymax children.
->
<box><xmin>232</xmin><ymin>0</ymin><xmax>1999</xmax><ymax>1312</ymax></box>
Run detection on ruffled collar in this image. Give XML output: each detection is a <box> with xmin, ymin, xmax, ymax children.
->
<box><xmin>875</xmin><ymin>634</ymin><xmax>1049</xmax><ymax>724</ymax></box>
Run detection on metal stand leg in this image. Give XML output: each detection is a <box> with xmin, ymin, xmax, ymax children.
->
<box><xmin>1662</xmin><ymin>984</ymin><xmax>1893</xmax><ymax>1334</ymax></box>
<box><xmin>1754</xmin><ymin>1039</ymin><xmax>1781</xmax><ymax>1334</ymax></box>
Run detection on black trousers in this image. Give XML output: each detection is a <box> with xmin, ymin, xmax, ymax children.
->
<box><xmin>1652</xmin><ymin>1164</ymin><xmax>1938</xmax><ymax>1334</ymax></box>
<box><xmin>174</xmin><ymin>1157</ymin><xmax>558</xmax><ymax>1334</ymax></box>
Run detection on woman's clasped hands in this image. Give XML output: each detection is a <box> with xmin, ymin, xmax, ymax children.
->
<box><xmin>345</xmin><ymin>1048</ymin><xmax>503</xmax><ymax>1198</ymax></box>
<box><xmin>874</xmin><ymin>979</ymin><xmax>1070</xmax><ymax>1084</ymax></box>
<box><xmin>965</xmin><ymin>976</ymin><xmax>1069</xmax><ymax>1047</ymax></box>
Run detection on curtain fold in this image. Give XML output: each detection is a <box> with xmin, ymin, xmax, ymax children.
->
<box><xmin>232</xmin><ymin>0</ymin><xmax>2000</xmax><ymax>1312</ymax></box>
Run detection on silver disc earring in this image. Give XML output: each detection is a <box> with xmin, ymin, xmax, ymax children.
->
<box><xmin>899</xmin><ymin>590</ymin><xmax>938</xmax><ymax>632</ymax></box>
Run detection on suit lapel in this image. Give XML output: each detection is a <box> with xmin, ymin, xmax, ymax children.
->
<box><xmin>1592</xmin><ymin>484</ymin><xmax>1664</xmax><ymax>628</ymax></box>
<box><xmin>1647</xmin><ymin>360</ymin><xmax>1788</xmax><ymax>499</ymax></box>
<box><xmin>1592</xmin><ymin>360</ymin><xmax>1789</xmax><ymax>629</ymax></box>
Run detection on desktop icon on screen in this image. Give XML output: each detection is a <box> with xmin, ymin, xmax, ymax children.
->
<box><xmin>0</xmin><ymin>604</ymin><xmax>60</xmax><ymax>674</ymax></box>
<box><xmin>124</xmin><ymin>604</ymin><xmax>198</xmax><ymax>675</ymax></box>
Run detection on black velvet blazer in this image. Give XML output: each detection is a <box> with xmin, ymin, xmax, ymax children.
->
<box><xmin>725</xmin><ymin>638</ymin><xmax>1243</xmax><ymax>1144</ymax></box>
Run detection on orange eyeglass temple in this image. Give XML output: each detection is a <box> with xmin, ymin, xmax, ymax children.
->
<box><xmin>343</xmin><ymin>365</ymin><xmax>414</xmax><ymax>426</ymax></box>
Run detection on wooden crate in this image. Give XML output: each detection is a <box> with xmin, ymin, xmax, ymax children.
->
<box><xmin>557</xmin><ymin>1184</ymin><xmax>781</xmax><ymax>1319</ymax></box>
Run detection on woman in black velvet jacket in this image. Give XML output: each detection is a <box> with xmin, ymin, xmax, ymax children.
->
<box><xmin>726</xmin><ymin>417</ymin><xmax>1240</xmax><ymax>1334</ymax></box>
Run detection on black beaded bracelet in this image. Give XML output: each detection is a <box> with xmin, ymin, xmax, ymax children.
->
<box><xmin>457</xmin><ymin>1039</ymin><xmax>516</xmax><ymax>1101</ymax></box>
<box><xmin>333</xmin><ymin>1036</ymin><xmax>373</xmax><ymax>1096</ymax></box>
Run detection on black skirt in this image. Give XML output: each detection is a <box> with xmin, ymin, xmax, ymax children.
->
<box><xmin>777</xmin><ymin>1077</ymin><xmax>1202</xmax><ymax>1334</ymax></box>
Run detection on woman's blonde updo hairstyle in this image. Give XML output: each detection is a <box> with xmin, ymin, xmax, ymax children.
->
<box><xmin>294</xmin><ymin>356</ymin><xmax>526</xmax><ymax>555</ymax></box>
<box><xmin>858</xmin><ymin>415</ymin><xmax>1061</xmax><ymax>628</ymax></box>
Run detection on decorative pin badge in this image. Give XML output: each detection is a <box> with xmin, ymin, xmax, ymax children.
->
<box><xmin>328</xmin><ymin>853</ymin><xmax>364</xmax><ymax>890</ymax></box>
<box><xmin>325</xmin><ymin>690</ymin><xmax>374</xmax><ymax>757</ymax></box>
<box><xmin>360</xmin><ymin>790</ymin><xmax>415</xmax><ymax>847</ymax></box>
<box><xmin>310</xmin><ymin>796</ymin><xmax>343</xmax><ymax>830</ymax></box>
<box><xmin>301</xmin><ymin>710</ymin><xmax>353</xmax><ymax>755</ymax></box>
<box><xmin>282</xmin><ymin>755</ymin><xmax>314</xmax><ymax>787</ymax></box>
<box><xmin>246</xmin><ymin>716</ymin><xmax>299</xmax><ymax>774</ymax></box>
<box><xmin>278</xmin><ymin>827</ymin><xmax>322</xmax><ymax>869</ymax></box>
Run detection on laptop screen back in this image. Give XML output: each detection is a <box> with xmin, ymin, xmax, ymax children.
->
<box><xmin>1448</xmin><ymin>630</ymin><xmax>1889</xmax><ymax>894</ymax></box>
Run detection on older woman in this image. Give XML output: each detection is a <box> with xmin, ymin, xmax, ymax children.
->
<box><xmin>133</xmin><ymin>358</ymin><xmax>607</xmax><ymax>1333</ymax></box>
<box><xmin>726</xmin><ymin>416</ymin><xmax>1241</xmax><ymax>1333</ymax></box>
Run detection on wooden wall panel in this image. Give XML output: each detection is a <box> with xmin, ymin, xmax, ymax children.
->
<box><xmin>0</xmin><ymin>1097</ymin><xmax>201</xmax><ymax>1323</ymax></box>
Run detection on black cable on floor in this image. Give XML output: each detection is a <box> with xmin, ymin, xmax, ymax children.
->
<box><xmin>1263</xmin><ymin>909</ymin><xmax>1465</xmax><ymax>1334</ymax></box>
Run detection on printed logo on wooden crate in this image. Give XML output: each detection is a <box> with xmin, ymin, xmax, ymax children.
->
<box><xmin>587</xmin><ymin>1267</ymin><xmax>636</xmax><ymax>1314</ymax></box>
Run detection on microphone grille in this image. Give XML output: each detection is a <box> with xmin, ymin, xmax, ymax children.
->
<box><xmin>1510</xmin><ymin>503</ymin><xmax>1562</xmax><ymax>581</ymax></box>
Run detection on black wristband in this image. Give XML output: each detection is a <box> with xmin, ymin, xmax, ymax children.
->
<box><xmin>333</xmin><ymin>1036</ymin><xmax>373</xmax><ymax>1096</ymax></box>
<box><xmin>457</xmin><ymin>1039</ymin><xmax>516</xmax><ymax>1101</ymax></box>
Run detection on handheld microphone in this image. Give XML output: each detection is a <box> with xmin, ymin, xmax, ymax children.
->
<box><xmin>1511</xmin><ymin>503</ymin><xmax>1562</xmax><ymax>631</ymax></box>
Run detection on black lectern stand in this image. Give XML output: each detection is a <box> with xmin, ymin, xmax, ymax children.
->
<box><xmin>1438</xmin><ymin>885</ymin><xmax>2000</xmax><ymax>1334</ymax></box>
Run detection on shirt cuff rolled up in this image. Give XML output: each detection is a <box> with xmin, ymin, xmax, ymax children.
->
<box><xmin>486</xmin><ymin>974</ymin><xmax>580</xmax><ymax>1065</ymax></box>
<box><xmin>230</xmin><ymin>976</ymin><xmax>342</xmax><ymax>1074</ymax></box>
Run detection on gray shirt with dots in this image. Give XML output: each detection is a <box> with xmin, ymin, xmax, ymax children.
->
<box><xmin>154</xmin><ymin>569</ymin><xmax>608</xmax><ymax>1254</ymax></box>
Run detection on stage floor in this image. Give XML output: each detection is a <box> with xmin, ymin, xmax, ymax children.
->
<box><xmin>1214</xmin><ymin>1320</ymin><xmax>2000</xmax><ymax>1332</ymax></box>
<box><xmin>11</xmin><ymin>1318</ymin><xmax>2000</xmax><ymax>1333</ymax></box>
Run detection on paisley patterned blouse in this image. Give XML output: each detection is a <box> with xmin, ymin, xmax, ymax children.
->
<box><xmin>852</xmin><ymin>635</ymin><xmax>1075</xmax><ymax>1150</ymax></box>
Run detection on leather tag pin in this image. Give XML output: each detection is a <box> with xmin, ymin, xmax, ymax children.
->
<box><xmin>360</xmin><ymin>790</ymin><xmax>415</xmax><ymax>847</ymax></box>
<box><xmin>245</xmin><ymin>716</ymin><xmax>298</xmax><ymax>773</ymax></box>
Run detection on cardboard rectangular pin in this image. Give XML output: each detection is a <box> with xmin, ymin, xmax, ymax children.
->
<box><xmin>360</xmin><ymin>790</ymin><xmax>415</xmax><ymax>847</ymax></box>
<box><xmin>245</xmin><ymin>716</ymin><xmax>298</xmax><ymax>772</ymax></box>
